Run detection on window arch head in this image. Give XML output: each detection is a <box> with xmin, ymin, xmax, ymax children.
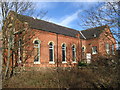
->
<box><xmin>49</xmin><ymin>42</ymin><xmax>54</xmax><ymax>48</ymax></box>
<box><xmin>34</xmin><ymin>40</ymin><xmax>39</xmax><ymax>44</ymax></box>
<box><xmin>62</xmin><ymin>43</ymin><xmax>66</xmax><ymax>48</ymax></box>
<box><xmin>33</xmin><ymin>40</ymin><xmax>40</xmax><ymax>48</ymax></box>
<box><xmin>82</xmin><ymin>46</ymin><xmax>86</xmax><ymax>52</ymax></box>
<box><xmin>49</xmin><ymin>42</ymin><xmax>54</xmax><ymax>62</ymax></box>
<box><xmin>49</xmin><ymin>42</ymin><xmax>53</xmax><ymax>46</ymax></box>
<box><xmin>72</xmin><ymin>45</ymin><xmax>75</xmax><ymax>48</ymax></box>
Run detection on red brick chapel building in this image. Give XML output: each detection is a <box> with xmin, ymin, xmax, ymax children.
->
<box><xmin>3</xmin><ymin>11</ymin><xmax>116</xmax><ymax>67</ymax></box>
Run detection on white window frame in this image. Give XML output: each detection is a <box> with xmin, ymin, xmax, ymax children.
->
<box><xmin>72</xmin><ymin>44</ymin><xmax>77</xmax><ymax>63</ymax></box>
<box><xmin>92</xmin><ymin>46</ymin><xmax>97</xmax><ymax>54</ymax></box>
<box><xmin>112</xmin><ymin>44</ymin><xmax>115</xmax><ymax>55</ymax></box>
<box><xmin>33</xmin><ymin>39</ymin><xmax>40</xmax><ymax>64</ymax></box>
<box><xmin>82</xmin><ymin>46</ymin><xmax>86</xmax><ymax>52</ymax></box>
<box><xmin>106</xmin><ymin>43</ymin><xmax>110</xmax><ymax>55</ymax></box>
<box><xmin>62</xmin><ymin>43</ymin><xmax>67</xmax><ymax>63</ymax></box>
<box><xmin>48</xmin><ymin>41</ymin><xmax>55</xmax><ymax>64</ymax></box>
<box><xmin>18</xmin><ymin>39</ymin><xmax>22</xmax><ymax>63</ymax></box>
<box><xmin>82</xmin><ymin>46</ymin><xmax>86</xmax><ymax>59</ymax></box>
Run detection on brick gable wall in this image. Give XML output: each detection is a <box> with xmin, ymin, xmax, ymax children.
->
<box><xmin>98</xmin><ymin>28</ymin><xmax>116</xmax><ymax>56</ymax></box>
<box><xmin>81</xmin><ymin>27</ymin><xmax>116</xmax><ymax>62</ymax></box>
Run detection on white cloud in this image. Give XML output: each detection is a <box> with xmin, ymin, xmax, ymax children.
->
<box><xmin>48</xmin><ymin>10</ymin><xmax>82</xmax><ymax>27</ymax></box>
<box><xmin>60</xmin><ymin>10</ymin><xmax>82</xmax><ymax>26</ymax></box>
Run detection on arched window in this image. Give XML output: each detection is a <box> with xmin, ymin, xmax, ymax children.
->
<box><xmin>82</xmin><ymin>47</ymin><xmax>85</xmax><ymax>52</ymax></box>
<box><xmin>72</xmin><ymin>45</ymin><xmax>76</xmax><ymax>62</ymax></box>
<box><xmin>105</xmin><ymin>43</ymin><xmax>110</xmax><ymax>54</ymax></box>
<box><xmin>18</xmin><ymin>39</ymin><xmax>22</xmax><ymax>63</ymax></box>
<box><xmin>92</xmin><ymin>46</ymin><xmax>97</xmax><ymax>54</ymax></box>
<box><xmin>82</xmin><ymin>46</ymin><xmax>86</xmax><ymax>59</ymax></box>
<box><xmin>112</xmin><ymin>44</ymin><xmax>115</xmax><ymax>55</ymax></box>
<box><xmin>62</xmin><ymin>43</ymin><xmax>66</xmax><ymax>63</ymax></box>
<box><xmin>33</xmin><ymin>40</ymin><xmax>40</xmax><ymax>64</ymax></box>
<box><xmin>49</xmin><ymin>42</ymin><xmax>54</xmax><ymax>63</ymax></box>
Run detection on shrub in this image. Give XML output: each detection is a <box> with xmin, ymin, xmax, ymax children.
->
<box><xmin>78</xmin><ymin>61</ymin><xmax>87</xmax><ymax>67</ymax></box>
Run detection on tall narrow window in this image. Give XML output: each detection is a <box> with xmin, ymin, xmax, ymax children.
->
<box><xmin>112</xmin><ymin>44</ymin><xmax>115</xmax><ymax>55</ymax></box>
<box><xmin>92</xmin><ymin>46</ymin><xmax>97</xmax><ymax>54</ymax></box>
<box><xmin>82</xmin><ymin>47</ymin><xmax>85</xmax><ymax>52</ymax></box>
<box><xmin>18</xmin><ymin>39</ymin><xmax>22</xmax><ymax>63</ymax></box>
<box><xmin>34</xmin><ymin>40</ymin><xmax>40</xmax><ymax>64</ymax></box>
<box><xmin>82</xmin><ymin>46</ymin><xmax>86</xmax><ymax>59</ymax></box>
<box><xmin>49</xmin><ymin>42</ymin><xmax>54</xmax><ymax>63</ymax></box>
<box><xmin>106</xmin><ymin>43</ymin><xmax>110</xmax><ymax>54</ymax></box>
<box><xmin>62</xmin><ymin>43</ymin><xmax>66</xmax><ymax>63</ymax></box>
<box><xmin>72</xmin><ymin>45</ymin><xmax>76</xmax><ymax>62</ymax></box>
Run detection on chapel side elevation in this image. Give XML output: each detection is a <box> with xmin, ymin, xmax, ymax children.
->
<box><xmin>2</xmin><ymin>11</ymin><xmax>116</xmax><ymax>67</ymax></box>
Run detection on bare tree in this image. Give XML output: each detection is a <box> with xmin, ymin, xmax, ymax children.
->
<box><xmin>78</xmin><ymin>2</ymin><xmax>119</xmax><ymax>41</ymax></box>
<box><xmin>1</xmin><ymin>1</ymin><xmax>47</xmax><ymax>79</ymax></box>
<box><xmin>0</xmin><ymin>1</ymin><xmax>48</xmax><ymax>27</ymax></box>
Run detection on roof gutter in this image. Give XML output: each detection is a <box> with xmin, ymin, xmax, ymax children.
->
<box><xmin>79</xmin><ymin>31</ymin><xmax>86</xmax><ymax>39</ymax></box>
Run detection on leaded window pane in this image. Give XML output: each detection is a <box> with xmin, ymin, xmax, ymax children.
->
<box><xmin>49</xmin><ymin>49</ymin><xmax>53</xmax><ymax>61</ymax></box>
<box><xmin>72</xmin><ymin>45</ymin><xmax>76</xmax><ymax>61</ymax></box>
<box><xmin>106</xmin><ymin>43</ymin><xmax>110</xmax><ymax>54</ymax></box>
<box><xmin>62</xmin><ymin>50</ymin><xmax>65</xmax><ymax>61</ymax></box>
<box><xmin>112</xmin><ymin>45</ymin><xmax>114</xmax><ymax>55</ymax></box>
<box><xmin>62</xmin><ymin>44</ymin><xmax>66</xmax><ymax>62</ymax></box>
<box><xmin>34</xmin><ymin>40</ymin><xmax>40</xmax><ymax>63</ymax></box>
<box><xmin>92</xmin><ymin>46</ymin><xmax>97</xmax><ymax>54</ymax></box>
<box><xmin>49</xmin><ymin>42</ymin><xmax>54</xmax><ymax>62</ymax></box>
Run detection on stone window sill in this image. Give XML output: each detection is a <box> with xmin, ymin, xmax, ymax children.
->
<box><xmin>49</xmin><ymin>61</ymin><xmax>55</xmax><ymax>64</ymax></box>
<box><xmin>62</xmin><ymin>61</ymin><xmax>67</xmax><ymax>63</ymax></box>
<box><xmin>34</xmin><ymin>62</ymin><xmax>40</xmax><ymax>64</ymax></box>
<box><xmin>72</xmin><ymin>61</ymin><xmax>77</xmax><ymax>63</ymax></box>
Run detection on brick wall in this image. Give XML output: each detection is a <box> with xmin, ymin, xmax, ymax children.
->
<box><xmin>81</xmin><ymin>28</ymin><xmax>116</xmax><ymax>62</ymax></box>
<box><xmin>99</xmin><ymin>28</ymin><xmax>116</xmax><ymax>56</ymax></box>
<box><xmin>3</xmin><ymin>11</ymin><xmax>116</xmax><ymax>67</ymax></box>
<box><xmin>24</xmin><ymin>29</ymin><xmax>81</xmax><ymax>67</ymax></box>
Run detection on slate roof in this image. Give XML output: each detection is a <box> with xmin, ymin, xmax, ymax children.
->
<box><xmin>80</xmin><ymin>25</ymin><xmax>108</xmax><ymax>40</ymax></box>
<box><xmin>16</xmin><ymin>13</ymin><xmax>79</xmax><ymax>38</ymax></box>
<box><xmin>11</xmin><ymin>11</ymin><xmax>108</xmax><ymax>39</ymax></box>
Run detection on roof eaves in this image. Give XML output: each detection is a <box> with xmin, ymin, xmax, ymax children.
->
<box><xmin>31</xmin><ymin>27</ymin><xmax>77</xmax><ymax>38</ymax></box>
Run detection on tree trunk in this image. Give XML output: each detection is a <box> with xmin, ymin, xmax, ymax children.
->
<box><xmin>4</xmin><ymin>37</ymin><xmax>11</xmax><ymax>79</ymax></box>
